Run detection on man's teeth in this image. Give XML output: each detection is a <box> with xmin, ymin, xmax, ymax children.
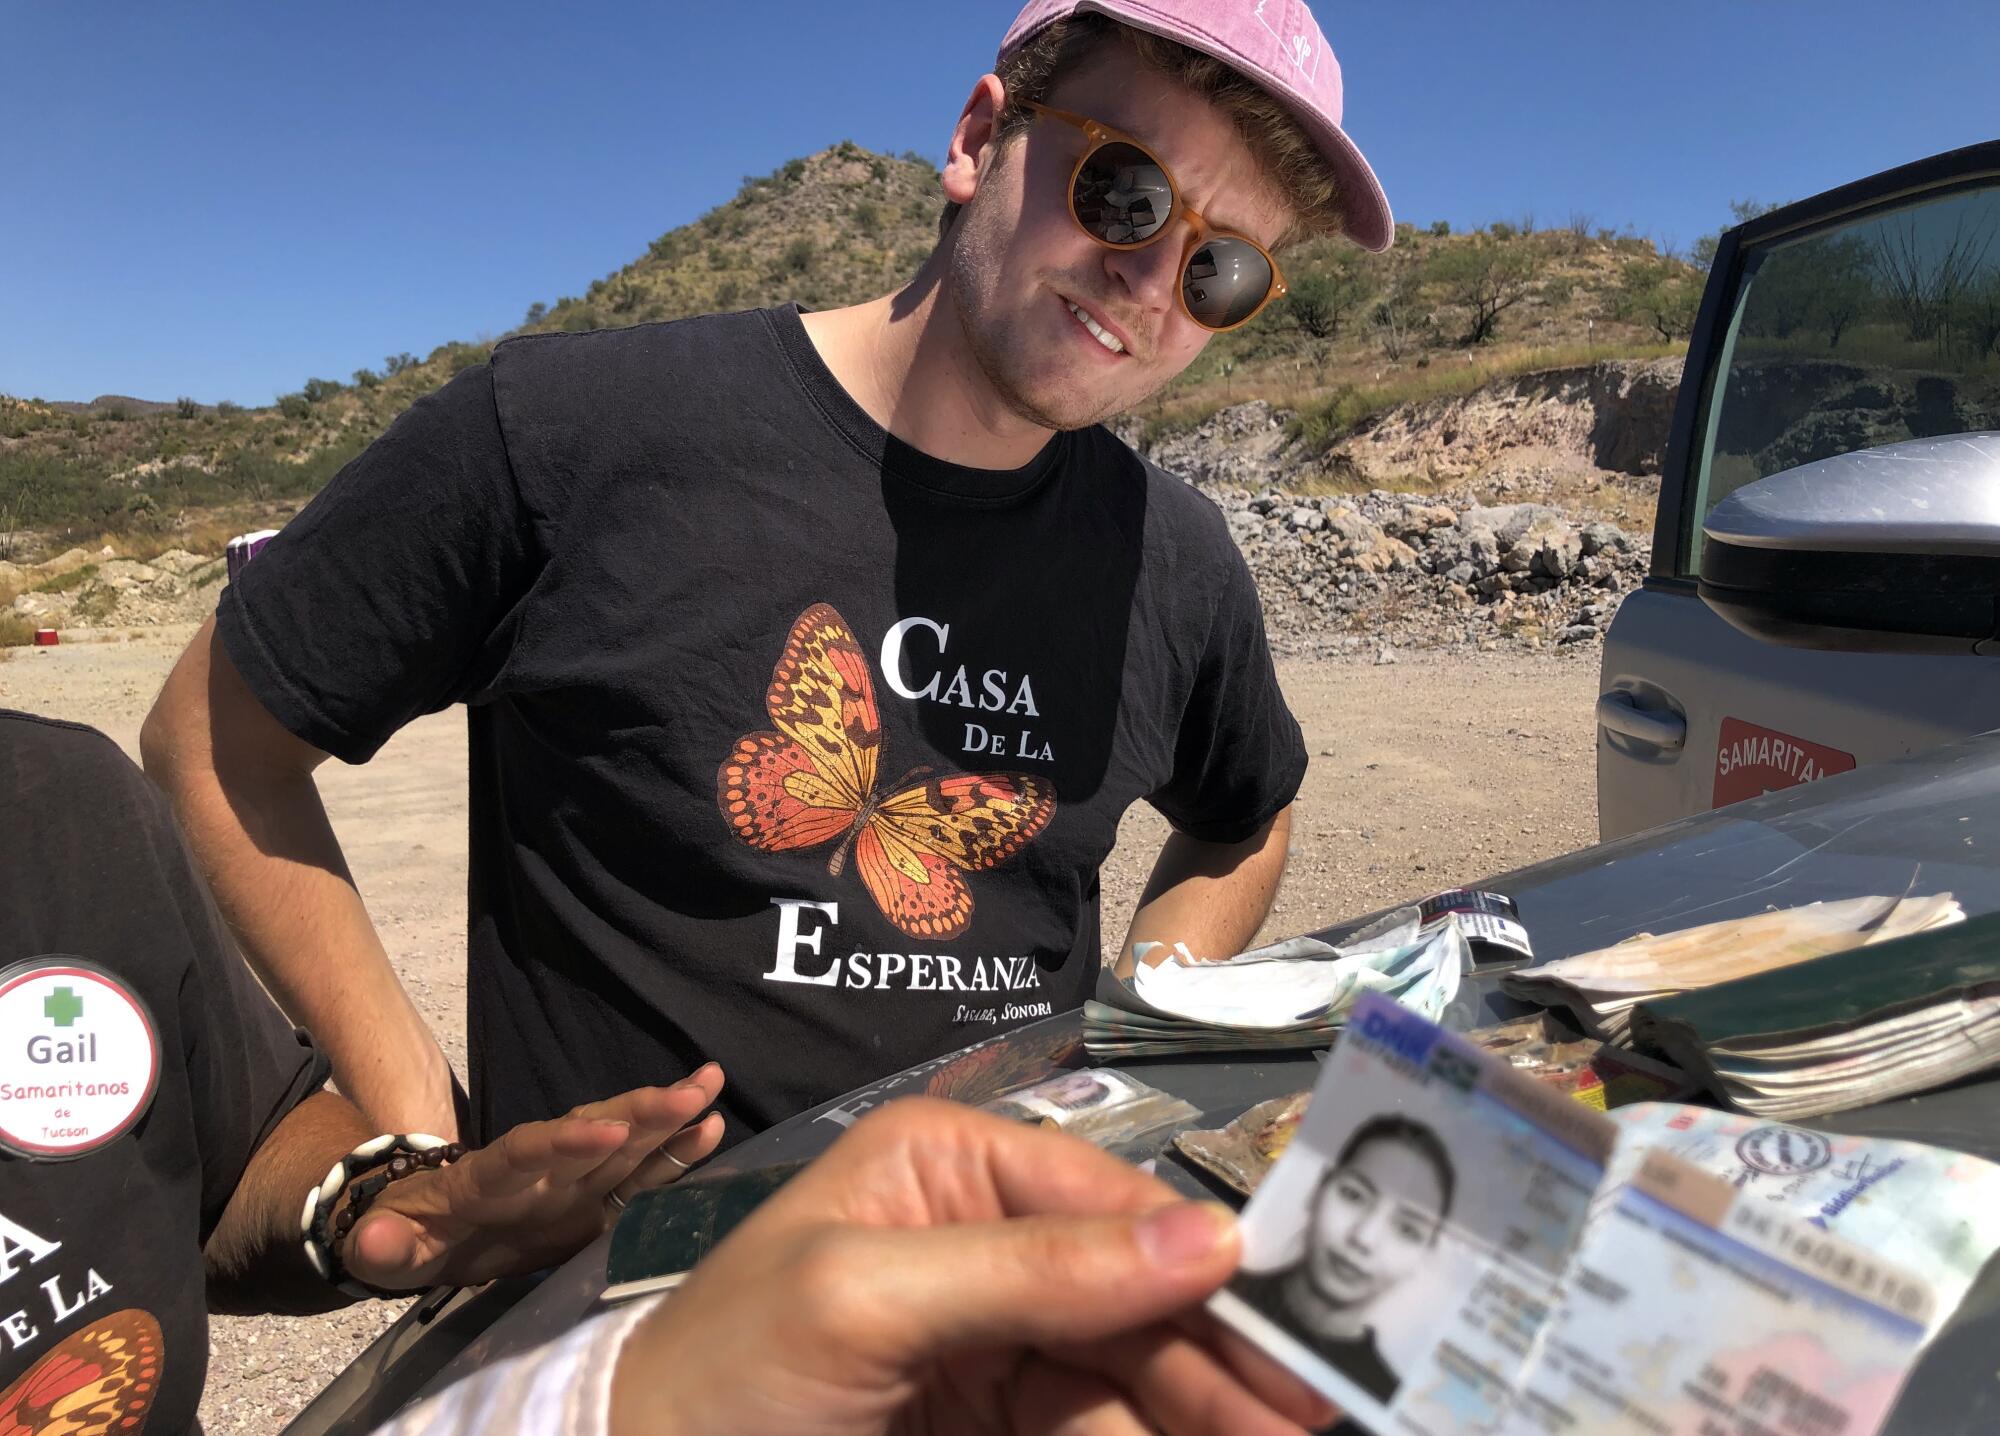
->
<box><xmin>1067</xmin><ymin>301</ymin><xmax>1125</xmax><ymax>354</ymax></box>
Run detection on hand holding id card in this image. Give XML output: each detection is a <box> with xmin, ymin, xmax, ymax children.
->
<box><xmin>1210</xmin><ymin>991</ymin><xmax>1940</xmax><ymax>1436</ymax></box>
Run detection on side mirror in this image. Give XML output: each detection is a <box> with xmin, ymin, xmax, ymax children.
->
<box><xmin>1699</xmin><ymin>432</ymin><xmax>2000</xmax><ymax>654</ymax></box>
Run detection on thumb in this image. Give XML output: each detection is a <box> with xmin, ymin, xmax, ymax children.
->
<box><xmin>848</xmin><ymin>1201</ymin><xmax>1241</xmax><ymax>1359</ymax></box>
<box><xmin>340</xmin><ymin>1208</ymin><xmax>431</xmax><ymax>1289</ymax></box>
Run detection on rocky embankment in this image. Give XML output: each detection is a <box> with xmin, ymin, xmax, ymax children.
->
<box><xmin>4</xmin><ymin>546</ymin><xmax>227</xmax><ymax>630</ymax></box>
<box><xmin>1126</xmin><ymin>358</ymin><xmax>1679</xmax><ymax>655</ymax></box>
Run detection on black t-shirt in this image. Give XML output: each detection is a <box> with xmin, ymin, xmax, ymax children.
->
<box><xmin>0</xmin><ymin>712</ymin><xmax>327</xmax><ymax>1435</ymax></box>
<box><xmin>218</xmin><ymin>305</ymin><xmax>1306</xmax><ymax>1143</ymax></box>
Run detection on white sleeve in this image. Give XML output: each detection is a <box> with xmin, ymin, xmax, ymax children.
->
<box><xmin>368</xmin><ymin>1295</ymin><xmax>662</xmax><ymax>1436</ymax></box>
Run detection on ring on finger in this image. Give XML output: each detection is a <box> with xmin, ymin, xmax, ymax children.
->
<box><xmin>605</xmin><ymin>1189</ymin><xmax>629</xmax><ymax>1214</ymax></box>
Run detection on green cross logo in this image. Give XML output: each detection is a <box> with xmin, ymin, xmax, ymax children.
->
<box><xmin>43</xmin><ymin>987</ymin><xmax>84</xmax><ymax>1027</ymax></box>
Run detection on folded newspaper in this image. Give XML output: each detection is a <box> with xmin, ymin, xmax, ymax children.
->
<box><xmin>1084</xmin><ymin>892</ymin><xmax>1515</xmax><ymax>1058</ymax></box>
<box><xmin>1210</xmin><ymin>990</ymin><xmax>2000</xmax><ymax>1436</ymax></box>
<box><xmin>1630</xmin><ymin>908</ymin><xmax>2000</xmax><ymax>1118</ymax></box>
<box><xmin>1499</xmin><ymin>893</ymin><xmax>1963</xmax><ymax>1044</ymax></box>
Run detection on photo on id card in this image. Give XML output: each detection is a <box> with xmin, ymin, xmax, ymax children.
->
<box><xmin>1210</xmin><ymin>991</ymin><xmax>1616</xmax><ymax>1434</ymax></box>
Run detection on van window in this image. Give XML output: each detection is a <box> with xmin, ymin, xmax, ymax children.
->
<box><xmin>1682</xmin><ymin>183</ymin><xmax>2000</xmax><ymax>574</ymax></box>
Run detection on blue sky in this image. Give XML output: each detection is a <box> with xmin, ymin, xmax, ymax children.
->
<box><xmin>4</xmin><ymin>2</ymin><xmax>1994</xmax><ymax>405</ymax></box>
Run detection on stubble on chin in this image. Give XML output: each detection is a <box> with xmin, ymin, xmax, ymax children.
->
<box><xmin>948</xmin><ymin>241</ymin><xmax>1163</xmax><ymax>433</ymax></box>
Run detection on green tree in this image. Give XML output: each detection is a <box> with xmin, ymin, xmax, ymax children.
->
<box><xmin>1423</xmin><ymin>239</ymin><xmax>1540</xmax><ymax>344</ymax></box>
<box><xmin>174</xmin><ymin>396</ymin><xmax>200</xmax><ymax>419</ymax></box>
<box><xmin>352</xmin><ymin>367</ymin><xmax>382</xmax><ymax>389</ymax></box>
<box><xmin>1286</xmin><ymin>260</ymin><xmax>1374</xmax><ymax>340</ymax></box>
<box><xmin>302</xmin><ymin>377</ymin><xmax>342</xmax><ymax>404</ymax></box>
<box><xmin>384</xmin><ymin>353</ymin><xmax>417</xmax><ymax>376</ymax></box>
<box><xmin>523</xmin><ymin>301</ymin><xmax>548</xmax><ymax>325</ymax></box>
<box><xmin>1613</xmin><ymin>258</ymin><xmax>1703</xmax><ymax>341</ymax></box>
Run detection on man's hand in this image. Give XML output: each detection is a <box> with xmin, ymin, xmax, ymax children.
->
<box><xmin>342</xmin><ymin>1065</ymin><xmax>725</xmax><ymax>1291</ymax></box>
<box><xmin>609</xmin><ymin>1098</ymin><xmax>1335</xmax><ymax>1436</ymax></box>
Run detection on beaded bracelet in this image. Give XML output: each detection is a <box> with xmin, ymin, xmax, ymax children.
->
<box><xmin>300</xmin><ymin>1134</ymin><xmax>466</xmax><ymax>1298</ymax></box>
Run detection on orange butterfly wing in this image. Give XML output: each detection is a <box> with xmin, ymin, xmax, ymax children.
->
<box><xmin>0</xmin><ymin>1308</ymin><xmax>164</xmax><ymax>1436</ymax></box>
<box><xmin>718</xmin><ymin>604</ymin><xmax>879</xmax><ymax>852</ymax></box>
<box><xmin>762</xmin><ymin>603</ymin><xmax>880</xmax><ymax>810</ymax></box>
<box><xmin>858</xmin><ymin>774</ymin><xmax>1057</xmax><ymax>939</ymax></box>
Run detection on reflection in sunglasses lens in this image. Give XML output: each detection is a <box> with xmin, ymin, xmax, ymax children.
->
<box><xmin>1073</xmin><ymin>141</ymin><xmax>1172</xmax><ymax>245</ymax></box>
<box><xmin>1183</xmin><ymin>237</ymin><xmax>1272</xmax><ymax>330</ymax></box>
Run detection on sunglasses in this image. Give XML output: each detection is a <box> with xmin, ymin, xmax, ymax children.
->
<box><xmin>1020</xmin><ymin>100</ymin><xmax>1287</xmax><ymax>333</ymax></box>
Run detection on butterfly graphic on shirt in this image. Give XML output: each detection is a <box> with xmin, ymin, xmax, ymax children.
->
<box><xmin>0</xmin><ymin>1307</ymin><xmax>163</xmax><ymax>1435</ymax></box>
<box><xmin>718</xmin><ymin>603</ymin><xmax>1056</xmax><ymax>940</ymax></box>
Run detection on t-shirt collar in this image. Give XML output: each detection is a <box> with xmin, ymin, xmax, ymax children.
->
<box><xmin>765</xmin><ymin>303</ymin><xmax>1072</xmax><ymax>506</ymax></box>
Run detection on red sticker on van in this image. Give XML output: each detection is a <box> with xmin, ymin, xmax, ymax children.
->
<box><xmin>1713</xmin><ymin>718</ymin><xmax>1856</xmax><ymax>807</ymax></box>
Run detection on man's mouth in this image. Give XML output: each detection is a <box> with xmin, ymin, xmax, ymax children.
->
<box><xmin>1064</xmin><ymin>297</ymin><xmax>1127</xmax><ymax>356</ymax></box>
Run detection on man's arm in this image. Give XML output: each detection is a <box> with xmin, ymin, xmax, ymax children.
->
<box><xmin>142</xmin><ymin>615</ymin><xmax>460</xmax><ymax>1138</ymax></box>
<box><xmin>1114</xmin><ymin>804</ymin><xmax>1292</xmax><ymax>979</ymax></box>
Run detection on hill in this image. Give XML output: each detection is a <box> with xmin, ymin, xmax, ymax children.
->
<box><xmin>0</xmin><ymin>141</ymin><xmax>1692</xmax><ymax>558</ymax></box>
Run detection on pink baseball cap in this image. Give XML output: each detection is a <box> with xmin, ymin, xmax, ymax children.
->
<box><xmin>997</xmin><ymin>0</ymin><xmax>1394</xmax><ymax>251</ymax></box>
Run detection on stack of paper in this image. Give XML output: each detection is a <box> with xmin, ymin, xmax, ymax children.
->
<box><xmin>1084</xmin><ymin>904</ymin><xmax>1468</xmax><ymax>1059</ymax></box>
<box><xmin>1631</xmin><ymin>909</ymin><xmax>2000</xmax><ymax>1118</ymax></box>
<box><xmin>1500</xmin><ymin>893</ymin><xmax>1963</xmax><ymax>1043</ymax></box>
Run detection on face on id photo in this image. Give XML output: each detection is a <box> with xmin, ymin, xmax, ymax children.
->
<box><xmin>1227</xmin><ymin>1112</ymin><xmax>1460</xmax><ymax>1407</ymax></box>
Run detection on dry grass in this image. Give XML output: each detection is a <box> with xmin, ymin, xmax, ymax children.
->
<box><xmin>0</xmin><ymin>613</ymin><xmax>37</xmax><ymax>647</ymax></box>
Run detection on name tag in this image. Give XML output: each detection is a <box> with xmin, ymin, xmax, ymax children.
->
<box><xmin>0</xmin><ymin>960</ymin><xmax>160</xmax><ymax>1160</ymax></box>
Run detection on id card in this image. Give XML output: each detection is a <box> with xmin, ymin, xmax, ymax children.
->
<box><xmin>1210</xmin><ymin>992</ymin><xmax>1612</xmax><ymax>1433</ymax></box>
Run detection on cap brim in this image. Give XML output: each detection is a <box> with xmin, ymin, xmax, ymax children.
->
<box><xmin>1291</xmin><ymin>108</ymin><xmax>1394</xmax><ymax>252</ymax></box>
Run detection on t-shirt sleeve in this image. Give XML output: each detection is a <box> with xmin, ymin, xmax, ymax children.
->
<box><xmin>1148</xmin><ymin>552</ymin><xmax>1307</xmax><ymax>844</ymax></box>
<box><xmin>216</xmin><ymin>362</ymin><xmax>538</xmax><ymax>764</ymax></box>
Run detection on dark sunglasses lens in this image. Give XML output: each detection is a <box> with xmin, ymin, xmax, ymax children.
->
<box><xmin>1182</xmin><ymin>236</ymin><xmax>1273</xmax><ymax>329</ymax></box>
<box><xmin>1072</xmin><ymin>141</ymin><xmax>1173</xmax><ymax>245</ymax></box>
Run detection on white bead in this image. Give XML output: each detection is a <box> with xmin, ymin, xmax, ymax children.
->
<box><xmin>299</xmin><ymin>1188</ymin><xmax>320</xmax><ymax>1237</ymax></box>
<box><xmin>409</xmin><ymin>1133</ymin><xmax>447</xmax><ymax>1149</ymax></box>
<box><xmin>318</xmin><ymin>1165</ymin><xmax>348</xmax><ymax>1211</ymax></box>
<box><xmin>354</xmin><ymin>1134</ymin><xmax>397</xmax><ymax>1160</ymax></box>
<box><xmin>304</xmin><ymin>1240</ymin><xmax>330</xmax><ymax>1279</ymax></box>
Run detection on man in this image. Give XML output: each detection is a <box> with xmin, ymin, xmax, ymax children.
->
<box><xmin>142</xmin><ymin>0</ymin><xmax>1394</xmax><ymax>1145</ymax></box>
<box><xmin>0</xmin><ymin>709</ymin><xmax>724</xmax><ymax>1433</ymax></box>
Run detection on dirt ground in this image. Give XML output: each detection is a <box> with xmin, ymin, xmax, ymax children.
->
<box><xmin>0</xmin><ymin>630</ymin><xmax>1602</xmax><ymax>1432</ymax></box>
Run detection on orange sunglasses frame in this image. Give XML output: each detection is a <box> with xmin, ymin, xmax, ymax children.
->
<box><xmin>1020</xmin><ymin>100</ymin><xmax>1287</xmax><ymax>333</ymax></box>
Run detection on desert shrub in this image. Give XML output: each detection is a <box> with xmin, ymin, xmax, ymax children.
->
<box><xmin>782</xmin><ymin>237</ymin><xmax>815</xmax><ymax>274</ymax></box>
<box><xmin>523</xmin><ymin>301</ymin><xmax>548</xmax><ymax>325</ymax></box>
<box><xmin>215</xmin><ymin>400</ymin><xmax>242</xmax><ymax>417</ymax></box>
<box><xmin>277</xmin><ymin>393</ymin><xmax>311</xmax><ymax>420</ymax></box>
<box><xmin>302</xmin><ymin>377</ymin><xmax>343</xmax><ymax>404</ymax></box>
<box><xmin>175</xmin><ymin>396</ymin><xmax>200</xmax><ymax>419</ymax></box>
<box><xmin>1429</xmin><ymin>220</ymin><xmax>1450</xmax><ymax>237</ymax></box>
<box><xmin>852</xmin><ymin>200</ymin><xmax>882</xmax><ymax>235</ymax></box>
<box><xmin>782</xmin><ymin>158</ymin><xmax>806</xmax><ymax>183</ymax></box>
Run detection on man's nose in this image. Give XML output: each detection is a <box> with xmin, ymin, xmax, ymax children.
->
<box><xmin>1102</xmin><ymin>230</ymin><xmax>1185</xmax><ymax>316</ymax></box>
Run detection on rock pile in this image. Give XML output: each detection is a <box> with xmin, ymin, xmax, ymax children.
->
<box><xmin>7</xmin><ymin>547</ymin><xmax>226</xmax><ymax>631</ymax></box>
<box><xmin>1219</xmin><ymin>489</ymin><xmax>1649</xmax><ymax>657</ymax></box>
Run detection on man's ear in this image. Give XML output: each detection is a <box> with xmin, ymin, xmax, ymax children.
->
<box><xmin>942</xmin><ymin>73</ymin><xmax>1007</xmax><ymax>208</ymax></box>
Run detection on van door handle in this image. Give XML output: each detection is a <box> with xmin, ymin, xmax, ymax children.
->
<box><xmin>1596</xmin><ymin>692</ymin><xmax>1686</xmax><ymax>751</ymax></box>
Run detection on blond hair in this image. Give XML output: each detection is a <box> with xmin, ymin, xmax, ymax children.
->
<box><xmin>938</xmin><ymin>14</ymin><xmax>1345</xmax><ymax>248</ymax></box>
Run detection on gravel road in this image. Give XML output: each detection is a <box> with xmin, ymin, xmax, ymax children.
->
<box><xmin>0</xmin><ymin>629</ymin><xmax>1602</xmax><ymax>1432</ymax></box>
